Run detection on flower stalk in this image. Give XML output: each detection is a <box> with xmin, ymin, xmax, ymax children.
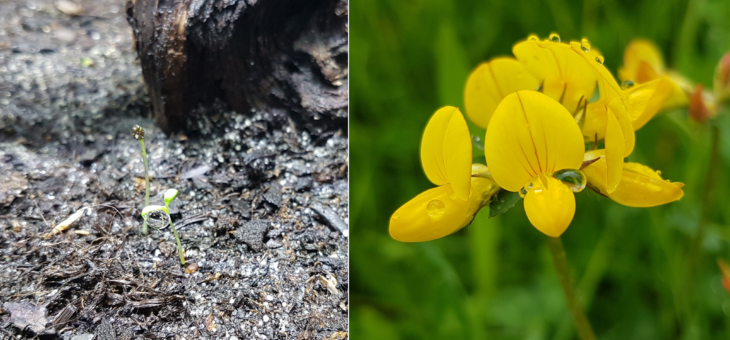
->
<box><xmin>547</xmin><ymin>236</ymin><xmax>596</xmax><ymax>340</ymax></box>
<box><xmin>133</xmin><ymin>125</ymin><xmax>151</xmax><ymax>235</ymax></box>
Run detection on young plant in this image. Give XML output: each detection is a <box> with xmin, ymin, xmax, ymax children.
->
<box><xmin>141</xmin><ymin>189</ymin><xmax>185</xmax><ymax>265</ymax></box>
<box><xmin>132</xmin><ymin>125</ymin><xmax>151</xmax><ymax>235</ymax></box>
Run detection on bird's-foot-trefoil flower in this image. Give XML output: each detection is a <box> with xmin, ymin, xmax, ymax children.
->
<box><xmin>581</xmin><ymin>149</ymin><xmax>684</xmax><ymax>207</ymax></box>
<box><xmin>465</xmin><ymin>33</ymin><xmax>673</xmax><ymax>194</ymax></box>
<box><xmin>389</xmin><ymin>107</ymin><xmax>500</xmax><ymax>242</ymax></box>
<box><xmin>619</xmin><ymin>39</ymin><xmax>694</xmax><ymax>110</ymax></box>
<box><xmin>484</xmin><ymin>91</ymin><xmax>587</xmax><ymax>237</ymax></box>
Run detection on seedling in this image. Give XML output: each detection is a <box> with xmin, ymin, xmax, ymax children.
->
<box><xmin>141</xmin><ymin>188</ymin><xmax>185</xmax><ymax>265</ymax></box>
<box><xmin>132</xmin><ymin>125</ymin><xmax>151</xmax><ymax>235</ymax></box>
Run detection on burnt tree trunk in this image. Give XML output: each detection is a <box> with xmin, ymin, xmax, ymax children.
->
<box><xmin>125</xmin><ymin>0</ymin><xmax>348</xmax><ymax>133</ymax></box>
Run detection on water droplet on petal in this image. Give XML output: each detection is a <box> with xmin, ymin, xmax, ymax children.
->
<box><xmin>580</xmin><ymin>38</ymin><xmax>591</xmax><ymax>52</ymax></box>
<box><xmin>595</xmin><ymin>56</ymin><xmax>605</xmax><ymax>65</ymax></box>
<box><xmin>519</xmin><ymin>182</ymin><xmax>533</xmax><ymax>198</ymax></box>
<box><xmin>528</xmin><ymin>34</ymin><xmax>539</xmax><ymax>42</ymax></box>
<box><xmin>549</xmin><ymin>33</ymin><xmax>561</xmax><ymax>43</ymax></box>
<box><xmin>427</xmin><ymin>199</ymin><xmax>446</xmax><ymax>218</ymax></box>
<box><xmin>552</xmin><ymin>169</ymin><xmax>587</xmax><ymax>193</ymax></box>
<box><xmin>621</xmin><ymin>80</ymin><xmax>635</xmax><ymax>90</ymax></box>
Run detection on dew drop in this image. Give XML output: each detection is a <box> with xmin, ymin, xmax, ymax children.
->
<box><xmin>426</xmin><ymin>199</ymin><xmax>446</xmax><ymax>218</ymax></box>
<box><xmin>528</xmin><ymin>34</ymin><xmax>539</xmax><ymax>42</ymax></box>
<box><xmin>621</xmin><ymin>80</ymin><xmax>635</xmax><ymax>90</ymax></box>
<box><xmin>552</xmin><ymin>169</ymin><xmax>587</xmax><ymax>193</ymax></box>
<box><xmin>519</xmin><ymin>182</ymin><xmax>533</xmax><ymax>198</ymax></box>
<box><xmin>595</xmin><ymin>56</ymin><xmax>605</xmax><ymax>65</ymax></box>
<box><xmin>471</xmin><ymin>135</ymin><xmax>484</xmax><ymax>151</ymax></box>
<box><xmin>549</xmin><ymin>33</ymin><xmax>561</xmax><ymax>43</ymax></box>
<box><xmin>580</xmin><ymin>38</ymin><xmax>591</xmax><ymax>52</ymax></box>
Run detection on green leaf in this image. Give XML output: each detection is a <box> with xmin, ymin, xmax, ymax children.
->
<box><xmin>488</xmin><ymin>190</ymin><xmax>522</xmax><ymax>218</ymax></box>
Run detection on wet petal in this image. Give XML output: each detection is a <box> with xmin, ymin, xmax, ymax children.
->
<box><xmin>583</xmin><ymin>150</ymin><xmax>684</xmax><ymax>207</ymax></box>
<box><xmin>389</xmin><ymin>175</ymin><xmax>499</xmax><ymax>242</ymax></box>
<box><xmin>524</xmin><ymin>176</ymin><xmax>575</xmax><ymax>237</ymax></box>
<box><xmin>569</xmin><ymin>42</ymin><xmax>623</xmax><ymax>104</ymax></box>
<box><xmin>464</xmin><ymin>57</ymin><xmax>539</xmax><ymax>129</ymax></box>
<box><xmin>484</xmin><ymin>91</ymin><xmax>584</xmax><ymax>192</ymax></box>
<box><xmin>420</xmin><ymin>106</ymin><xmax>472</xmax><ymax>200</ymax></box>
<box><xmin>618</xmin><ymin>39</ymin><xmax>666</xmax><ymax>83</ymax></box>
<box><xmin>625</xmin><ymin>77</ymin><xmax>673</xmax><ymax>130</ymax></box>
<box><xmin>513</xmin><ymin>40</ymin><xmax>596</xmax><ymax>113</ymax></box>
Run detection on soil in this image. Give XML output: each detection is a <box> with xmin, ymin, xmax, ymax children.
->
<box><xmin>0</xmin><ymin>0</ymin><xmax>349</xmax><ymax>339</ymax></box>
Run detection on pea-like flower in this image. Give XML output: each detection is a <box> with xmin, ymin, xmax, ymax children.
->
<box><xmin>484</xmin><ymin>91</ymin><xmax>586</xmax><ymax>237</ymax></box>
<box><xmin>389</xmin><ymin>107</ymin><xmax>500</xmax><ymax>242</ymax></box>
<box><xmin>465</xmin><ymin>34</ymin><xmax>673</xmax><ymax>194</ymax></box>
<box><xmin>618</xmin><ymin>39</ymin><xmax>694</xmax><ymax>110</ymax></box>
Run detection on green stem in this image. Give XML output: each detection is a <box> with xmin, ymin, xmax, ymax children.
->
<box><xmin>547</xmin><ymin>236</ymin><xmax>597</xmax><ymax>340</ymax></box>
<box><xmin>139</xmin><ymin>138</ymin><xmax>150</xmax><ymax>235</ymax></box>
<box><xmin>169</xmin><ymin>217</ymin><xmax>185</xmax><ymax>265</ymax></box>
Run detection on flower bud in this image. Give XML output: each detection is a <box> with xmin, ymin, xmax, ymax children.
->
<box><xmin>132</xmin><ymin>125</ymin><xmax>145</xmax><ymax>140</ymax></box>
<box><xmin>688</xmin><ymin>84</ymin><xmax>713</xmax><ymax>124</ymax></box>
<box><xmin>714</xmin><ymin>52</ymin><xmax>730</xmax><ymax>104</ymax></box>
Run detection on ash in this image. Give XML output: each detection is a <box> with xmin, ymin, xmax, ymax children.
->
<box><xmin>0</xmin><ymin>0</ymin><xmax>349</xmax><ymax>339</ymax></box>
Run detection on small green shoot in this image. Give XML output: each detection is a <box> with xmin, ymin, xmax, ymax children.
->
<box><xmin>141</xmin><ymin>189</ymin><xmax>185</xmax><ymax>265</ymax></box>
<box><xmin>133</xmin><ymin>125</ymin><xmax>151</xmax><ymax>235</ymax></box>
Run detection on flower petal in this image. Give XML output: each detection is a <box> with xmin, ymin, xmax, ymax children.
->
<box><xmin>389</xmin><ymin>175</ymin><xmax>499</xmax><ymax>242</ymax></box>
<box><xmin>604</xmin><ymin>100</ymin><xmax>625</xmax><ymax>194</ymax></box>
<box><xmin>464</xmin><ymin>57</ymin><xmax>540</xmax><ymax>129</ymax></box>
<box><xmin>524</xmin><ymin>175</ymin><xmax>575</xmax><ymax>237</ymax></box>
<box><xmin>582</xmin><ymin>100</ymin><xmax>608</xmax><ymax>141</ymax></box>
<box><xmin>484</xmin><ymin>91</ymin><xmax>584</xmax><ymax>192</ymax></box>
<box><xmin>569</xmin><ymin>42</ymin><xmax>623</xmax><ymax>104</ymax></box>
<box><xmin>583</xmin><ymin>150</ymin><xmax>684</xmax><ymax>207</ymax></box>
<box><xmin>512</xmin><ymin>40</ymin><xmax>596</xmax><ymax>114</ymax></box>
<box><xmin>625</xmin><ymin>77</ymin><xmax>673</xmax><ymax>130</ymax></box>
<box><xmin>607</xmin><ymin>97</ymin><xmax>635</xmax><ymax>157</ymax></box>
<box><xmin>618</xmin><ymin>39</ymin><xmax>666</xmax><ymax>84</ymax></box>
<box><xmin>420</xmin><ymin>106</ymin><xmax>473</xmax><ymax>200</ymax></box>
<box><xmin>664</xmin><ymin>71</ymin><xmax>692</xmax><ymax>110</ymax></box>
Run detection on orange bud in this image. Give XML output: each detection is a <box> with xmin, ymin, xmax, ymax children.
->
<box><xmin>689</xmin><ymin>84</ymin><xmax>710</xmax><ymax>123</ymax></box>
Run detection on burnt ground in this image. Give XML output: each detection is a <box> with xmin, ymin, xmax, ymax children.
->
<box><xmin>0</xmin><ymin>0</ymin><xmax>349</xmax><ymax>339</ymax></box>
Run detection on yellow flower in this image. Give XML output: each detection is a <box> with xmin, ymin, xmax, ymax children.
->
<box><xmin>389</xmin><ymin>107</ymin><xmax>500</xmax><ymax>242</ymax></box>
<box><xmin>466</xmin><ymin>34</ymin><xmax>674</xmax><ymax>194</ymax></box>
<box><xmin>581</xmin><ymin>149</ymin><xmax>684</xmax><ymax>207</ymax></box>
<box><xmin>463</xmin><ymin>57</ymin><xmax>539</xmax><ymax>129</ymax></box>
<box><xmin>511</xmin><ymin>35</ymin><xmax>597</xmax><ymax>114</ymax></box>
<box><xmin>484</xmin><ymin>91</ymin><xmax>585</xmax><ymax>237</ymax></box>
<box><xmin>618</xmin><ymin>39</ymin><xmax>693</xmax><ymax>110</ymax></box>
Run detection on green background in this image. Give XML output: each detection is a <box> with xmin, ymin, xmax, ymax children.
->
<box><xmin>350</xmin><ymin>0</ymin><xmax>730</xmax><ymax>339</ymax></box>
